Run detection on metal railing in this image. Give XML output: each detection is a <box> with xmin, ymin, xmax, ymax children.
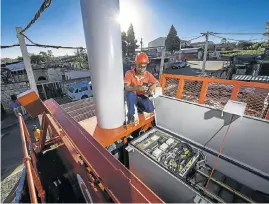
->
<box><xmin>18</xmin><ymin>114</ymin><xmax>46</xmax><ymax>203</ymax></box>
<box><xmin>160</xmin><ymin>74</ymin><xmax>269</xmax><ymax>119</ymax></box>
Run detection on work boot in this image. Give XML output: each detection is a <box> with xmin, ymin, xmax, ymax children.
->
<box><xmin>127</xmin><ymin>115</ymin><xmax>135</xmax><ymax>125</ymax></box>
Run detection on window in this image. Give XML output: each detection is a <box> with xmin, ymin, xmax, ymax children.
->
<box><xmin>75</xmin><ymin>89</ymin><xmax>78</xmax><ymax>93</ymax></box>
<box><xmin>68</xmin><ymin>87</ymin><xmax>74</xmax><ymax>93</ymax></box>
<box><xmin>38</xmin><ymin>76</ymin><xmax>47</xmax><ymax>81</ymax></box>
<box><xmin>80</xmin><ymin>86</ymin><xmax>88</xmax><ymax>92</ymax></box>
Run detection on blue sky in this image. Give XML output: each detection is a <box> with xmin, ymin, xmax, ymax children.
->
<box><xmin>1</xmin><ymin>0</ymin><xmax>268</xmax><ymax>58</ymax></box>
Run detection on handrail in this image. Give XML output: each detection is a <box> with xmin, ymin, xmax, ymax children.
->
<box><xmin>161</xmin><ymin>74</ymin><xmax>269</xmax><ymax>119</ymax></box>
<box><xmin>18</xmin><ymin>114</ymin><xmax>38</xmax><ymax>203</ymax></box>
<box><xmin>18</xmin><ymin>114</ymin><xmax>46</xmax><ymax>203</ymax></box>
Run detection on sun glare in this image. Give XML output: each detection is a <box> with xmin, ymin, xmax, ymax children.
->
<box><xmin>119</xmin><ymin>1</ymin><xmax>140</xmax><ymax>32</ymax></box>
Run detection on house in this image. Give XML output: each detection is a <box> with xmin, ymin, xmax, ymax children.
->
<box><xmin>180</xmin><ymin>48</ymin><xmax>203</xmax><ymax>60</ymax></box>
<box><xmin>1</xmin><ymin>58</ymin><xmax>91</xmax><ymax>112</ymax></box>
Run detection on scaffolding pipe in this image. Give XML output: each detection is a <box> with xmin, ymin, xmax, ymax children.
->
<box><xmin>80</xmin><ymin>0</ymin><xmax>125</xmax><ymax>129</ymax></box>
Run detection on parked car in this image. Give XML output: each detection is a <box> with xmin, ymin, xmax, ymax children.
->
<box><xmin>67</xmin><ymin>81</ymin><xmax>93</xmax><ymax>101</ymax></box>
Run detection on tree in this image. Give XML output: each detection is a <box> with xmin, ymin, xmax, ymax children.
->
<box><xmin>165</xmin><ymin>25</ymin><xmax>181</xmax><ymax>52</ymax></box>
<box><xmin>30</xmin><ymin>51</ymin><xmax>55</xmax><ymax>64</ymax></box>
<box><xmin>30</xmin><ymin>53</ymin><xmax>43</xmax><ymax>64</ymax></box>
<box><xmin>121</xmin><ymin>31</ymin><xmax>127</xmax><ymax>57</ymax></box>
<box><xmin>17</xmin><ymin>56</ymin><xmax>23</xmax><ymax>61</ymax></box>
<box><xmin>221</xmin><ymin>38</ymin><xmax>227</xmax><ymax>45</ymax></box>
<box><xmin>237</xmin><ymin>40</ymin><xmax>253</xmax><ymax>50</ymax></box>
<box><xmin>126</xmin><ymin>24</ymin><xmax>139</xmax><ymax>56</ymax></box>
<box><xmin>47</xmin><ymin>50</ymin><xmax>53</xmax><ymax>58</ymax></box>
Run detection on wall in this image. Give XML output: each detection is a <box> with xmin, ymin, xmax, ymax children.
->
<box><xmin>47</xmin><ymin>68</ymin><xmax>63</xmax><ymax>82</ymax></box>
<box><xmin>33</xmin><ymin>69</ymin><xmax>49</xmax><ymax>83</ymax></box>
<box><xmin>1</xmin><ymin>82</ymin><xmax>30</xmax><ymax>113</ymax></box>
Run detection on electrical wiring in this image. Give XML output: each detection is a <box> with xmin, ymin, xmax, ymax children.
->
<box><xmin>1</xmin><ymin>44</ymin><xmax>20</xmax><ymax>49</ymax></box>
<box><xmin>20</xmin><ymin>0</ymin><xmax>52</xmax><ymax>34</ymax></box>
<box><xmin>185</xmin><ymin>35</ymin><xmax>205</xmax><ymax>42</ymax></box>
<box><xmin>209</xmin><ymin>33</ymin><xmax>241</xmax><ymax>42</ymax></box>
<box><xmin>213</xmin><ymin>32</ymin><xmax>266</xmax><ymax>35</ymax></box>
<box><xmin>21</xmin><ymin>33</ymin><xmax>86</xmax><ymax>50</ymax></box>
<box><xmin>1</xmin><ymin>35</ymin><xmax>85</xmax><ymax>50</ymax></box>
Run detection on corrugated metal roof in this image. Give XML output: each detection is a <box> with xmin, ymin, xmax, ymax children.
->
<box><xmin>232</xmin><ymin>75</ymin><xmax>269</xmax><ymax>82</ymax></box>
<box><xmin>61</xmin><ymin>98</ymin><xmax>96</xmax><ymax>122</ymax></box>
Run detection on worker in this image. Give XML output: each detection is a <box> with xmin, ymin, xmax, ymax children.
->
<box><xmin>10</xmin><ymin>95</ymin><xmax>21</xmax><ymax>117</ymax></box>
<box><xmin>124</xmin><ymin>52</ymin><xmax>160</xmax><ymax>124</ymax></box>
<box><xmin>32</xmin><ymin>125</ymin><xmax>40</xmax><ymax>142</ymax></box>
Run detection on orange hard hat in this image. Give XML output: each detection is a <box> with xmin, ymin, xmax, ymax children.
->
<box><xmin>135</xmin><ymin>52</ymin><xmax>149</xmax><ymax>64</ymax></box>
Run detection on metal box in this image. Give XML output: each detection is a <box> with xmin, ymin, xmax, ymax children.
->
<box><xmin>127</xmin><ymin>96</ymin><xmax>269</xmax><ymax>203</ymax></box>
<box><xmin>128</xmin><ymin>128</ymin><xmax>210</xmax><ymax>203</ymax></box>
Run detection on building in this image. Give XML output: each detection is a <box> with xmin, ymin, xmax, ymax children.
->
<box><xmin>148</xmin><ymin>37</ymin><xmax>166</xmax><ymax>48</ymax></box>
<box><xmin>148</xmin><ymin>37</ymin><xmax>191</xmax><ymax>48</ymax></box>
<box><xmin>1</xmin><ymin>59</ymin><xmax>91</xmax><ymax>113</ymax></box>
<box><xmin>180</xmin><ymin>48</ymin><xmax>203</xmax><ymax>60</ymax></box>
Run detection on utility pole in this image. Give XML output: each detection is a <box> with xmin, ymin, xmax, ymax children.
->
<box><xmin>159</xmin><ymin>47</ymin><xmax>166</xmax><ymax>80</ymax></box>
<box><xmin>179</xmin><ymin>40</ymin><xmax>182</xmax><ymax>61</ymax></box>
<box><xmin>201</xmin><ymin>32</ymin><xmax>209</xmax><ymax>74</ymax></box>
<box><xmin>16</xmin><ymin>27</ymin><xmax>38</xmax><ymax>95</ymax></box>
<box><xmin>140</xmin><ymin>38</ymin><xmax>143</xmax><ymax>51</ymax></box>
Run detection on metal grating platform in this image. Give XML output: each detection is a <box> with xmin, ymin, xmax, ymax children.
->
<box><xmin>61</xmin><ymin>98</ymin><xmax>96</xmax><ymax>122</ymax></box>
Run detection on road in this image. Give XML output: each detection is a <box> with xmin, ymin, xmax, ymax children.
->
<box><xmin>163</xmin><ymin>60</ymin><xmax>230</xmax><ymax>76</ymax></box>
<box><xmin>188</xmin><ymin>60</ymin><xmax>230</xmax><ymax>71</ymax></box>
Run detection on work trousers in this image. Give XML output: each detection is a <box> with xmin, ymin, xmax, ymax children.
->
<box><xmin>126</xmin><ymin>92</ymin><xmax>154</xmax><ymax>118</ymax></box>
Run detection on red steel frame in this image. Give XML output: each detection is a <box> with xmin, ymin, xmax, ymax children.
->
<box><xmin>18</xmin><ymin>93</ymin><xmax>163</xmax><ymax>203</ymax></box>
<box><xmin>161</xmin><ymin>74</ymin><xmax>269</xmax><ymax>119</ymax></box>
<box><xmin>18</xmin><ymin>114</ymin><xmax>46</xmax><ymax>203</ymax></box>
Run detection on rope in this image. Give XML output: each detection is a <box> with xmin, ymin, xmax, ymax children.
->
<box><xmin>20</xmin><ymin>0</ymin><xmax>52</xmax><ymax>34</ymax></box>
<box><xmin>204</xmin><ymin>115</ymin><xmax>234</xmax><ymax>191</ymax></box>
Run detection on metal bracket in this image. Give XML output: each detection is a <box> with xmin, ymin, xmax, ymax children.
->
<box><xmin>125</xmin><ymin>145</ymin><xmax>134</xmax><ymax>152</ymax></box>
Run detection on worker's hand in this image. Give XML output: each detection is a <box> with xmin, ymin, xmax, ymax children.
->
<box><xmin>149</xmin><ymin>84</ymin><xmax>157</xmax><ymax>95</ymax></box>
<box><xmin>136</xmin><ymin>86</ymin><xmax>148</xmax><ymax>92</ymax></box>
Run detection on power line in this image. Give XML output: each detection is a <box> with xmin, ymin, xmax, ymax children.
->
<box><xmin>21</xmin><ymin>0</ymin><xmax>52</xmax><ymax>33</ymax></box>
<box><xmin>213</xmin><ymin>32</ymin><xmax>265</xmax><ymax>35</ymax></box>
<box><xmin>186</xmin><ymin>35</ymin><xmax>205</xmax><ymax>42</ymax></box>
<box><xmin>1</xmin><ymin>44</ymin><xmax>20</xmax><ymax>49</ymax></box>
<box><xmin>1</xmin><ymin>34</ymin><xmax>86</xmax><ymax>50</ymax></box>
<box><xmin>210</xmin><ymin>33</ymin><xmax>241</xmax><ymax>42</ymax></box>
<box><xmin>21</xmin><ymin>33</ymin><xmax>86</xmax><ymax>49</ymax></box>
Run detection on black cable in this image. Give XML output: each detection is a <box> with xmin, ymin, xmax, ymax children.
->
<box><xmin>214</xmin><ymin>32</ymin><xmax>265</xmax><ymax>35</ymax></box>
<box><xmin>210</xmin><ymin>33</ymin><xmax>241</xmax><ymax>42</ymax></box>
<box><xmin>186</xmin><ymin>35</ymin><xmax>205</xmax><ymax>42</ymax></box>
<box><xmin>22</xmin><ymin>33</ymin><xmax>86</xmax><ymax>50</ymax></box>
<box><xmin>21</xmin><ymin>0</ymin><xmax>52</xmax><ymax>34</ymax></box>
<box><xmin>1</xmin><ymin>44</ymin><xmax>20</xmax><ymax>49</ymax></box>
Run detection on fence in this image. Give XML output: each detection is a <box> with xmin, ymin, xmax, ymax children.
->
<box><xmin>160</xmin><ymin>74</ymin><xmax>269</xmax><ymax>119</ymax></box>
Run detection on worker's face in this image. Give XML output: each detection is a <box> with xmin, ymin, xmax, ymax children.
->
<box><xmin>136</xmin><ymin>64</ymin><xmax>147</xmax><ymax>75</ymax></box>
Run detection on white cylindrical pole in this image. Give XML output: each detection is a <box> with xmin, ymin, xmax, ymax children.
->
<box><xmin>80</xmin><ymin>0</ymin><xmax>125</xmax><ymax>129</ymax></box>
